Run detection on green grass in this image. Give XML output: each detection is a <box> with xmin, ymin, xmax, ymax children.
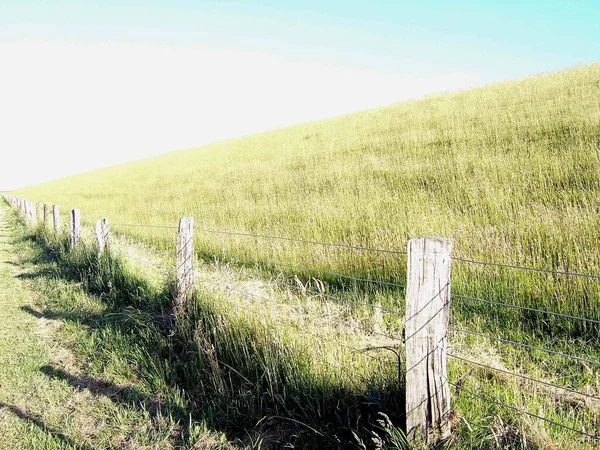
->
<box><xmin>0</xmin><ymin>205</ymin><xmax>235</xmax><ymax>449</ymax></box>
<box><xmin>5</xmin><ymin>62</ymin><xmax>600</xmax><ymax>448</ymax></box>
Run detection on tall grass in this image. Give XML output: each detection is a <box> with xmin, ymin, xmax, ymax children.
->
<box><xmin>8</xmin><ymin>62</ymin><xmax>600</xmax><ymax>447</ymax></box>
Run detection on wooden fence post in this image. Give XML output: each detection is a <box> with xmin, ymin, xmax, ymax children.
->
<box><xmin>53</xmin><ymin>205</ymin><xmax>60</xmax><ymax>234</ymax></box>
<box><xmin>405</xmin><ymin>237</ymin><xmax>453</xmax><ymax>445</ymax></box>
<box><xmin>95</xmin><ymin>218</ymin><xmax>110</xmax><ymax>253</ymax></box>
<box><xmin>43</xmin><ymin>204</ymin><xmax>50</xmax><ymax>228</ymax></box>
<box><xmin>30</xmin><ymin>201</ymin><xmax>37</xmax><ymax>226</ymax></box>
<box><xmin>36</xmin><ymin>202</ymin><xmax>43</xmax><ymax>225</ymax></box>
<box><xmin>70</xmin><ymin>209</ymin><xmax>81</xmax><ymax>249</ymax></box>
<box><xmin>175</xmin><ymin>217</ymin><xmax>195</xmax><ymax>310</ymax></box>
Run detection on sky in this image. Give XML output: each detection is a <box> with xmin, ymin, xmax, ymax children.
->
<box><xmin>1</xmin><ymin>1</ymin><xmax>599</xmax><ymax>190</ymax></box>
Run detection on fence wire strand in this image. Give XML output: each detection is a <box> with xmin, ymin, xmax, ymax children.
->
<box><xmin>448</xmin><ymin>353</ymin><xmax>600</xmax><ymax>403</ymax></box>
<box><xmin>453</xmin><ymin>293</ymin><xmax>600</xmax><ymax>326</ymax></box>
<box><xmin>453</xmin><ymin>256</ymin><xmax>600</xmax><ymax>280</ymax></box>
<box><xmin>450</xmin><ymin>326</ymin><xmax>600</xmax><ymax>367</ymax></box>
<box><xmin>197</xmin><ymin>227</ymin><xmax>407</xmax><ymax>255</ymax></box>
<box><xmin>448</xmin><ymin>379</ymin><xmax>600</xmax><ymax>440</ymax></box>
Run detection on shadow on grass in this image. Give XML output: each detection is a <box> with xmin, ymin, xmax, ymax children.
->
<box><xmin>0</xmin><ymin>400</ymin><xmax>93</xmax><ymax>450</ymax></box>
<box><xmin>11</xmin><ymin>212</ymin><xmax>408</xmax><ymax>449</ymax></box>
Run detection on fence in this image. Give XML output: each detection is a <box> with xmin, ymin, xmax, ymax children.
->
<box><xmin>2</xmin><ymin>194</ymin><xmax>600</xmax><ymax>446</ymax></box>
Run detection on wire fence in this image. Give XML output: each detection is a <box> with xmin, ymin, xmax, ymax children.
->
<box><xmin>4</xmin><ymin>196</ymin><xmax>600</xmax><ymax>443</ymax></box>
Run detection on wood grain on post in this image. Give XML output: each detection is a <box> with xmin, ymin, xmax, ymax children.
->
<box><xmin>36</xmin><ymin>202</ymin><xmax>43</xmax><ymax>225</ymax></box>
<box><xmin>175</xmin><ymin>217</ymin><xmax>195</xmax><ymax>310</ymax></box>
<box><xmin>70</xmin><ymin>209</ymin><xmax>81</xmax><ymax>249</ymax></box>
<box><xmin>53</xmin><ymin>205</ymin><xmax>60</xmax><ymax>234</ymax></box>
<box><xmin>30</xmin><ymin>201</ymin><xmax>37</xmax><ymax>226</ymax></box>
<box><xmin>43</xmin><ymin>204</ymin><xmax>50</xmax><ymax>228</ymax></box>
<box><xmin>405</xmin><ymin>237</ymin><xmax>453</xmax><ymax>445</ymax></box>
<box><xmin>95</xmin><ymin>218</ymin><xmax>110</xmax><ymax>253</ymax></box>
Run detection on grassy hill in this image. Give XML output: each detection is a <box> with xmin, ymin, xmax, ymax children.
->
<box><xmin>15</xmin><ymin>63</ymin><xmax>600</xmax><ymax>271</ymax></box>
<box><xmin>9</xmin><ymin>62</ymin><xmax>600</xmax><ymax>448</ymax></box>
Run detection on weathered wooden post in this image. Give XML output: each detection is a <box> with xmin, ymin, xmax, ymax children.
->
<box><xmin>36</xmin><ymin>202</ymin><xmax>43</xmax><ymax>225</ymax></box>
<box><xmin>30</xmin><ymin>201</ymin><xmax>37</xmax><ymax>226</ymax></box>
<box><xmin>23</xmin><ymin>200</ymin><xmax>29</xmax><ymax>223</ymax></box>
<box><xmin>53</xmin><ymin>205</ymin><xmax>60</xmax><ymax>234</ymax></box>
<box><xmin>175</xmin><ymin>217</ymin><xmax>195</xmax><ymax>310</ymax></box>
<box><xmin>43</xmin><ymin>204</ymin><xmax>50</xmax><ymax>228</ymax></box>
<box><xmin>70</xmin><ymin>209</ymin><xmax>81</xmax><ymax>249</ymax></box>
<box><xmin>95</xmin><ymin>218</ymin><xmax>110</xmax><ymax>253</ymax></box>
<box><xmin>405</xmin><ymin>237</ymin><xmax>453</xmax><ymax>445</ymax></box>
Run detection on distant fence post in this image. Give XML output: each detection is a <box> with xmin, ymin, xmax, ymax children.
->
<box><xmin>43</xmin><ymin>204</ymin><xmax>50</xmax><ymax>228</ymax></box>
<box><xmin>53</xmin><ymin>205</ymin><xmax>60</xmax><ymax>234</ymax></box>
<box><xmin>405</xmin><ymin>237</ymin><xmax>453</xmax><ymax>445</ymax></box>
<box><xmin>30</xmin><ymin>201</ymin><xmax>37</xmax><ymax>226</ymax></box>
<box><xmin>36</xmin><ymin>202</ymin><xmax>43</xmax><ymax>225</ymax></box>
<box><xmin>175</xmin><ymin>217</ymin><xmax>195</xmax><ymax>310</ymax></box>
<box><xmin>95</xmin><ymin>218</ymin><xmax>110</xmax><ymax>253</ymax></box>
<box><xmin>70</xmin><ymin>209</ymin><xmax>81</xmax><ymax>249</ymax></box>
<box><xmin>23</xmin><ymin>200</ymin><xmax>29</xmax><ymax>224</ymax></box>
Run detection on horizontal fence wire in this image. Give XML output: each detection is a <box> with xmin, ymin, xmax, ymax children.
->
<box><xmin>450</xmin><ymin>327</ymin><xmax>600</xmax><ymax>367</ymax></box>
<box><xmin>270</xmin><ymin>278</ymin><xmax>402</xmax><ymax>342</ymax></box>
<box><xmin>453</xmin><ymin>256</ymin><xmax>600</xmax><ymax>280</ymax></box>
<box><xmin>200</xmin><ymin>280</ymin><xmax>398</xmax><ymax>364</ymax></box>
<box><xmin>447</xmin><ymin>379</ymin><xmax>600</xmax><ymax>440</ymax></box>
<box><xmin>202</xmin><ymin>278</ymin><xmax>403</xmax><ymax>340</ymax></box>
<box><xmin>453</xmin><ymin>293</ymin><xmax>600</xmax><ymax>326</ymax></box>
<box><xmin>448</xmin><ymin>353</ymin><xmax>600</xmax><ymax>403</ymax></box>
<box><xmin>196</xmin><ymin>226</ymin><xmax>407</xmax><ymax>255</ymax></box>
<box><xmin>253</xmin><ymin>258</ymin><xmax>406</xmax><ymax>290</ymax></box>
<box><xmin>112</xmin><ymin>223</ymin><xmax>178</xmax><ymax>230</ymax></box>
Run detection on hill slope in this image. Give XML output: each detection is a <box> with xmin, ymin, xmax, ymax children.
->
<box><xmin>15</xmin><ymin>63</ymin><xmax>600</xmax><ymax>273</ymax></box>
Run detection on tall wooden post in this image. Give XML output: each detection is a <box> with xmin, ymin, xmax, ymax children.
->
<box><xmin>175</xmin><ymin>217</ymin><xmax>195</xmax><ymax>310</ymax></box>
<box><xmin>30</xmin><ymin>201</ymin><xmax>37</xmax><ymax>226</ymax></box>
<box><xmin>53</xmin><ymin>205</ymin><xmax>60</xmax><ymax>234</ymax></box>
<box><xmin>36</xmin><ymin>202</ymin><xmax>43</xmax><ymax>225</ymax></box>
<box><xmin>95</xmin><ymin>218</ymin><xmax>110</xmax><ymax>253</ymax></box>
<box><xmin>43</xmin><ymin>204</ymin><xmax>50</xmax><ymax>228</ymax></box>
<box><xmin>405</xmin><ymin>237</ymin><xmax>453</xmax><ymax>445</ymax></box>
<box><xmin>70</xmin><ymin>209</ymin><xmax>81</xmax><ymax>249</ymax></box>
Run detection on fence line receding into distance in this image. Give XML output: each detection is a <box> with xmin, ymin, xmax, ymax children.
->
<box><xmin>2</xmin><ymin>194</ymin><xmax>599</xmax><ymax>446</ymax></box>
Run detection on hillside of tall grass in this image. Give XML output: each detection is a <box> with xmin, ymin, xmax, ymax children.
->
<box><xmin>9</xmin><ymin>62</ymin><xmax>600</xmax><ymax>448</ymax></box>
<box><xmin>14</xmin><ymin>62</ymin><xmax>600</xmax><ymax>322</ymax></box>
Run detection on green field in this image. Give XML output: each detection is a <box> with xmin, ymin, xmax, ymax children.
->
<box><xmin>8</xmin><ymin>62</ymin><xmax>600</xmax><ymax>448</ymax></box>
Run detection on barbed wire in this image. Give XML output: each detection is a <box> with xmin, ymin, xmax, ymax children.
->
<box><xmin>453</xmin><ymin>256</ymin><xmax>600</xmax><ymax>280</ymax></box>
<box><xmin>112</xmin><ymin>223</ymin><xmax>178</xmax><ymax>230</ymax></box>
<box><xmin>448</xmin><ymin>353</ymin><xmax>600</xmax><ymax>403</ymax></box>
<box><xmin>196</xmin><ymin>226</ymin><xmax>408</xmax><ymax>255</ymax></box>
<box><xmin>449</xmin><ymin>326</ymin><xmax>600</xmax><ymax>367</ymax></box>
<box><xmin>254</xmin><ymin>258</ymin><xmax>406</xmax><ymax>290</ymax></box>
<box><xmin>201</xmin><ymin>280</ymin><xmax>398</xmax><ymax>364</ymax></box>
<box><xmin>268</xmin><ymin>278</ymin><xmax>402</xmax><ymax>342</ymax></box>
<box><xmin>447</xmin><ymin>379</ymin><xmax>600</xmax><ymax>440</ymax></box>
<box><xmin>453</xmin><ymin>293</ymin><xmax>600</xmax><ymax>326</ymax></box>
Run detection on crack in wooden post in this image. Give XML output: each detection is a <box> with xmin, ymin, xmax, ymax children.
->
<box><xmin>175</xmin><ymin>217</ymin><xmax>195</xmax><ymax>311</ymax></box>
<box><xmin>405</xmin><ymin>237</ymin><xmax>453</xmax><ymax>445</ymax></box>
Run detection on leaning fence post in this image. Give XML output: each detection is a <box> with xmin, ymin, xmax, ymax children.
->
<box><xmin>95</xmin><ymin>218</ymin><xmax>110</xmax><ymax>253</ymax></box>
<box><xmin>53</xmin><ymin>205</ymin><xmax>60</xmax><ymax>234</ymax></box>
<box><xmin>175</xmin><ymin>217</ymin><xmax>195</xmax><ymax>310</ymax></box>
<box><xmin>405</xmin><ymin>237</ymin><xmax>453</xmax><ymax>445</ymax></box>
<box><xmin>70</xmin><ymin>209</ymin><xmax>81</xmax><ymax>249</ymax></box>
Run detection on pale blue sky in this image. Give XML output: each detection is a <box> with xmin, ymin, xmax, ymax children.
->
<box><xmin>2</xmin><ymin>1</ymin><xmax>599</xmax><ymax>79</ymax></box>
<box><xmin>1</xmin><ymin>1</ymin><xmax>599</xmax><ymax>190</ymax></box>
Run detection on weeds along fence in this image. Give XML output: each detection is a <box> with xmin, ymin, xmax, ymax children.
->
<box><xmin>3</xmin><ymin>195</ymin><xmax>600</xmax><ymax>446</ymax></box>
